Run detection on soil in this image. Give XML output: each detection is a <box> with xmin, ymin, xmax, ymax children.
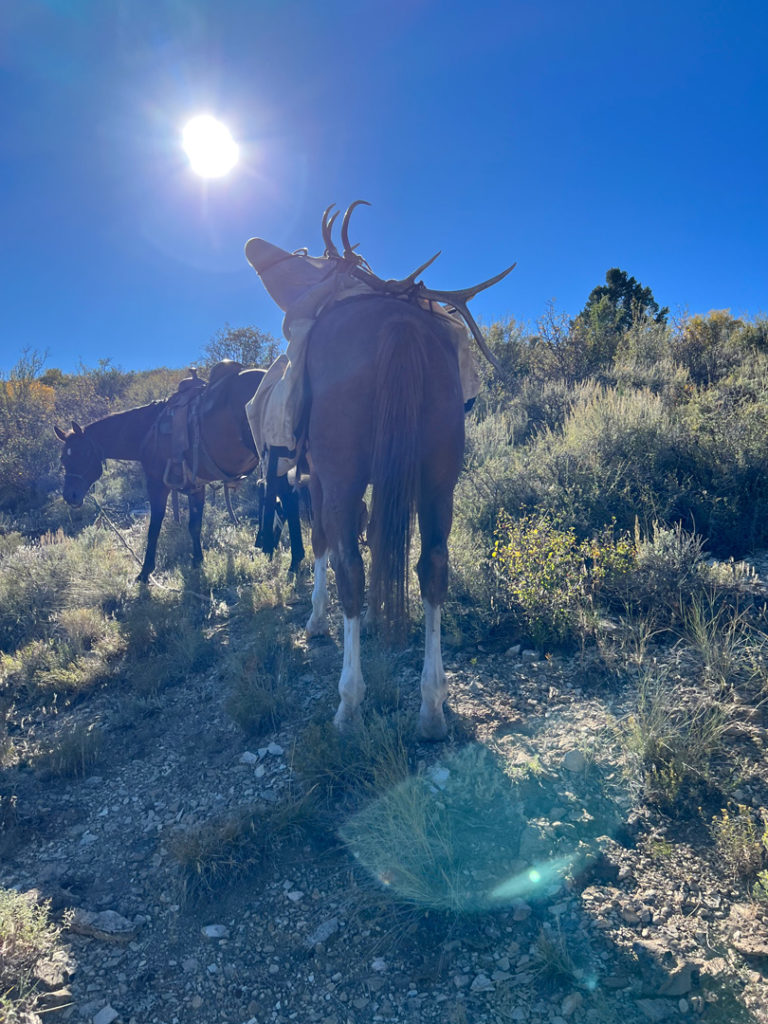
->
<box><xmin>2</xmin><ymin>571</ymin><xmax>768</xmax><ymax>1024</ymax></box>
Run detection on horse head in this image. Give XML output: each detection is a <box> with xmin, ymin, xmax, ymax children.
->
<box><xmin>54</xmin><ymin>421</ymin><xmax>103</xmax><ymax>506</ymax></box>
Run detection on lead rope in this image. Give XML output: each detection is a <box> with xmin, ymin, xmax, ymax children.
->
<box><xmin>87</xmin><ymin>495</ymin><xmax>208</xmax><ymax>599</ymax></box>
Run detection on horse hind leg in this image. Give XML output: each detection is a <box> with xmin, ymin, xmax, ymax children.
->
<box><xmin>321</xmin><ymin>483</ymin><xmax>367</xmax><ymax>730</ymax></box>
<box><xmin>415</xmin><ymin>494</ymin><xmax>454</xmax><ymax>741</ymax></box>
<box><xmin>277</xmin><ymin>476</ymin><xmax>306</xmax><ymax>574</ymax></box>
<box><xmin>419</xmin><ymin>599</ymin><xmax>448</xmax><ymax>740</ymax></box>
<box><xmin>306</xmin><ymin>552</ymin><xmax>330</xmax><ymax>637</ymax></box>
<box><xmin>305</xmin><ymin>474</ymin><xmax>330</xmax><ymax>637</ymax></box>
<box><xmin>334</xmin><ymin>611</ymin><xmax>365</xmax><ymax>731</ymax></box>
<box><xmin>332</xmin><ymin>518</ymin><xmax>368</xmax><ymax>729</ymax></box>
<box><xmin>187</xmin><ymin>488</ymin><xmax>205</xmax><ymax>566</ymax></box>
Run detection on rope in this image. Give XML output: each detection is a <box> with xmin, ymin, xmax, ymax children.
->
<box><xmin>87</xmin><ymin>496</ymin><xmax>209</xmax><ymax>600</ymax></box>
<box><xmin>88</xmin><ymin>496</ymin><xmax>144</xmax><ymax>570</ymax></box>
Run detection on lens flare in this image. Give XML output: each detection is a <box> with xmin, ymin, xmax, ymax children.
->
<box><xmin>182</xmin><ymin>115</ymin><xmax>239</xmax><ymax>178</ymax></box>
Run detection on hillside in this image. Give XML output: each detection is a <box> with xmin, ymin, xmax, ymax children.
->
<box><xmin>3</xmin><ymin>306</ymin><xmax>768</xmax><ymax>1022</ymax></box>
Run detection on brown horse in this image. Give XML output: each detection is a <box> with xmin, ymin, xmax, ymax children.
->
<box><xmin>245</xmin><ymin>203</ymin><xmax>513</xmax><ymax>738</ymax></box>
<box><xmin>55</xmin><ymin>367</ymin><xmax>305</xmax><ymax>582</ymax></box>
<box><xmin>303</xmin><ymin>296</ymin><xmax>465</xmax><ymax>740</ymax></box>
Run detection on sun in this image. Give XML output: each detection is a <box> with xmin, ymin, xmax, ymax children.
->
<box><xmin>182</xmin><ymin>115</ymin><xmax>239</xmax><ymax>178</ymax></box>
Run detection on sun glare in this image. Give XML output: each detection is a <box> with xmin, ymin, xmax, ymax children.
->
<box><xmin>182</xmin><ymin>115</ymin><xmax>239</xmax><ymax>178</ymax></box>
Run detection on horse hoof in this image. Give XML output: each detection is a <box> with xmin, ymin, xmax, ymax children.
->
<box><xmin>417</xmin><ymin>713</ymin><xmax>448</xmax><ymax>742</ymax></box>
<box><xmin>333</xmin><ymin>707</ymin><xmax>363</xmax><ymax>733</ymax></box>
<box><xmin>305</xmin><ymin>615</ymin><xmax>330</xmax><ymax>638</ymax></box>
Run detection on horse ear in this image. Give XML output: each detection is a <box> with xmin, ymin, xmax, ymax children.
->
<box><xmin>71</xmin><ymin>421</ymin><xmax>83</xmax><ymax>436</ymax></box>
<box><xmin>54</xmin><ymin>425</ymin><xmax>67</xmax><ymax>442</ymax></box>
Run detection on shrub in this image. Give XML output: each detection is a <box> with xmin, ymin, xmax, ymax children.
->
<box><xmin>672</xmin><ymin>310</ymin><xmax>744</xmax><ymax>386</ymax></box>
<box><xmin>680</xmin><ymin>380</ymin><xmax>768</xmax><ymax>554</ymax></box>
<box><xmin>710</xmin><ymin>804</ymin><xmax>767</xmax><ymax>881</ymax></box>
<box><xmin>621</xmin><ymin>669</ymin><xmax>736</xmax><ymax>811</ymax></box>
<box><xmin>0</xmin><ymin>886</ymin><xmax>67</xmax><ymax>1021</ymax></box>
<box><xmin>491</xmin><ymin>510</ymin><xmax>636</xmax><ymax>647</ymax></box>
<box><xmin>618</xmin><ymin>522</ymin><xmax>710</xmax><ymax>628</ymax></box>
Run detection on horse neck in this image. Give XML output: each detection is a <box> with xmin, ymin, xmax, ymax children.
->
<box><xmin>86</xmin><ymin>403</ymin><xmax>165</xmax><ymax>461</ymax></box>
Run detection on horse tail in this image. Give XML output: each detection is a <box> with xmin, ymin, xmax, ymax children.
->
<box><xmin>368</xmin><ymin>317</ymin><xmax>426</xmax><ymax>636</ymax></box>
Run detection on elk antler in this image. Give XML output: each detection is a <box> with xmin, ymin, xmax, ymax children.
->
<box><xmin>415</xmin><ymin>265</ymin><xmax>517</xmax><ymax>374</ymax></box>
<box><xmin>319</xmin><ymin>202</ymin><xmax>515</xmax><ymax>374</ymax></box>
<box><xmin>321</xmin><ymin>204</ymin><xmax>341</xmax><ymax>258</ymax></box>
<box><xmin>350</xmin><ymin>260</ymin><xmax>515</xmax><ymax>374</ymax></box>
<box><xmin>349</xmin><ymin>252</ymin><xmax>442</xmax><ymax>294</ymax></box>
<box><xmin>340</xmin><ymin>200</ymin><xmax>371</xmax><ymax>260</ymax></box>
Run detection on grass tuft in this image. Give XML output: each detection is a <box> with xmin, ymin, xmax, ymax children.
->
<box><xmin>165</xmin><ymin>797</ymin><xmax>315</xmax><ymax>902</ymax></box>
<box><xmin>0</xmin><ymin>886</ymin><xmax>68</xmax><ymax>1022</ymax></box>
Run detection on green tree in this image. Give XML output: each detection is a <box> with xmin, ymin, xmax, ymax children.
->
<box><xmin>577</xmin><ymin>268</ymin><xmax>668</xmax><ymax>334</ymax></box>
<box><xmin>567</xmin><ymin>269</ymin><xmax>668</xmax><ymax>380</ymax></box>
<box><xmin>200</xmin><ymin>324</ymin><xmax>281</xmax><ymax>371</ymax></box>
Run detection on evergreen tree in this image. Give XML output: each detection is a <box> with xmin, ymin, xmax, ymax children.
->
<box><xmin>578</xmin><ymin>268</ymin><xmax>668</xmax><ymax>333</ymax></box>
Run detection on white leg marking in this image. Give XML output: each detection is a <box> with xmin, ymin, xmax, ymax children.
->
<box><xmin>305</xmin><ymin>554</ymin><xmax>330</xmax><ymax>637</ymax></box>
<box><xmin>334</xmin><ymin>614</ymin><xmax>366</xmax><ymax>729</ymax></box>
<box><xmin>419</xmin><ymin>600</ymin><xmax>448</xmax><ymax>740</ymax></box>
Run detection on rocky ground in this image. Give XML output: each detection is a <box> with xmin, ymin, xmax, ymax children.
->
<box><xmin>2</xmin><ymin>574</ymin><xmax>768</xmax><ymax>1024</ymax></box>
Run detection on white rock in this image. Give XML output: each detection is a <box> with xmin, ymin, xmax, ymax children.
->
<box><xmin>93</xmin><ymin>1006</ymin><xmax>119</xmax><ymax>1024</ymax></box>
<box><xmin>562</xmin><ymin>749</ymin><xmax>587</xmax><ymax>773</ymax></box>
<box><xmin>239</xmin><ymin>751</ymin><xmax>258</xmax><ymax>764</ymax></box>
<box><xmin>201</xmin><ymin>924</ymin><xmax>230</xmax><ymax>940</ymax></box>
<box><xmin>305</xmin><ymin>917</ymin><xmax>339</xmax><ymax>947</ymax></box>
<box><xmin>561</xmin><ymin>991</ymin><xmax>583</xmax><ymax>1016</ymax></box>
<box><xmin>428</xmin><ymin>765</ymin><xmax>450</xmax><ymax>789</ymax></box>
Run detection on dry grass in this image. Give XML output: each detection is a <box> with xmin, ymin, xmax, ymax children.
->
<box><xmin>620</xmin><ymin>666</ymin><xmax>738</xmax><ymax>810</ymax></box>
<box><xmin>165</xmin><ymin>797</ymin><xmax>315</xmax><ymax>902</ymax></box>
<box><xmin>0</xmin><ymin>886</ymin><xmax>68</xmax><ymax>1022</ymax></box>
<box><xmin>36</xmin><ymin>720</ymin><xmax>103</xmax><ymax>779</ymax></box>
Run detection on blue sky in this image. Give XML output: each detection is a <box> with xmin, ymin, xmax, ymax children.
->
<box><xmin>2</xmin><ymin>0</ymin><xmax>766</xmax><ymax>376</ymax></box>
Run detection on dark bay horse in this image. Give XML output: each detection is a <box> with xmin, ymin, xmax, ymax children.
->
<box><xmin>303</xmin><ymin>295</ymin><xmax>465</xmax><ymax>740</ymax></box>
<box><xmin>55</xmin><ymin>367</ymin><xmax>305</xmax><ymax>582</ymax></box>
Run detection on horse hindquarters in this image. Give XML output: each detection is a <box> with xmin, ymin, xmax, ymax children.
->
<box><xmin>305</xmin><ymin>298</ymin><xmax>463</xmax><ymax>735</ymax></box>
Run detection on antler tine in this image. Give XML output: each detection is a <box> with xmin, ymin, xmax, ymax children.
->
<box><xmin>440</xmin><ymin>296</ymin><xmax>504</xmax><ymax>375</ymax></box>
<box><xmin>321</xmin><ymin>204</ymin><xmax>340</xmax><ymax>257</ymax></box>
<box><xmin>350</xmin><ymin>252</ymin><xmax>442</xmax><ymax>293</ymax></box>
<box><xmin>340</xmin><ymin>199</ymin><xmax>371</xmax><ymax>258</ymax></box>
<box><xmin>415</xmin><ymin>263</ymin><xmax>517</xmax><ymax>375</ymax></box>
<box><xmin>399</xmin><ymin>252</ymin><xmax>441</xmax><ymax>288</ymax></box>
<box><xmin>419</xmin><ymin>263</ymin><xmax>517</xmax><ymax>306</ymax></box>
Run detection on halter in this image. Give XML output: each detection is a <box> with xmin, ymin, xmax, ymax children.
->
<box><xmin>63</xmin><ymin>432</ymin><xmax>104</xmax><ymax>481</ymax></box>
